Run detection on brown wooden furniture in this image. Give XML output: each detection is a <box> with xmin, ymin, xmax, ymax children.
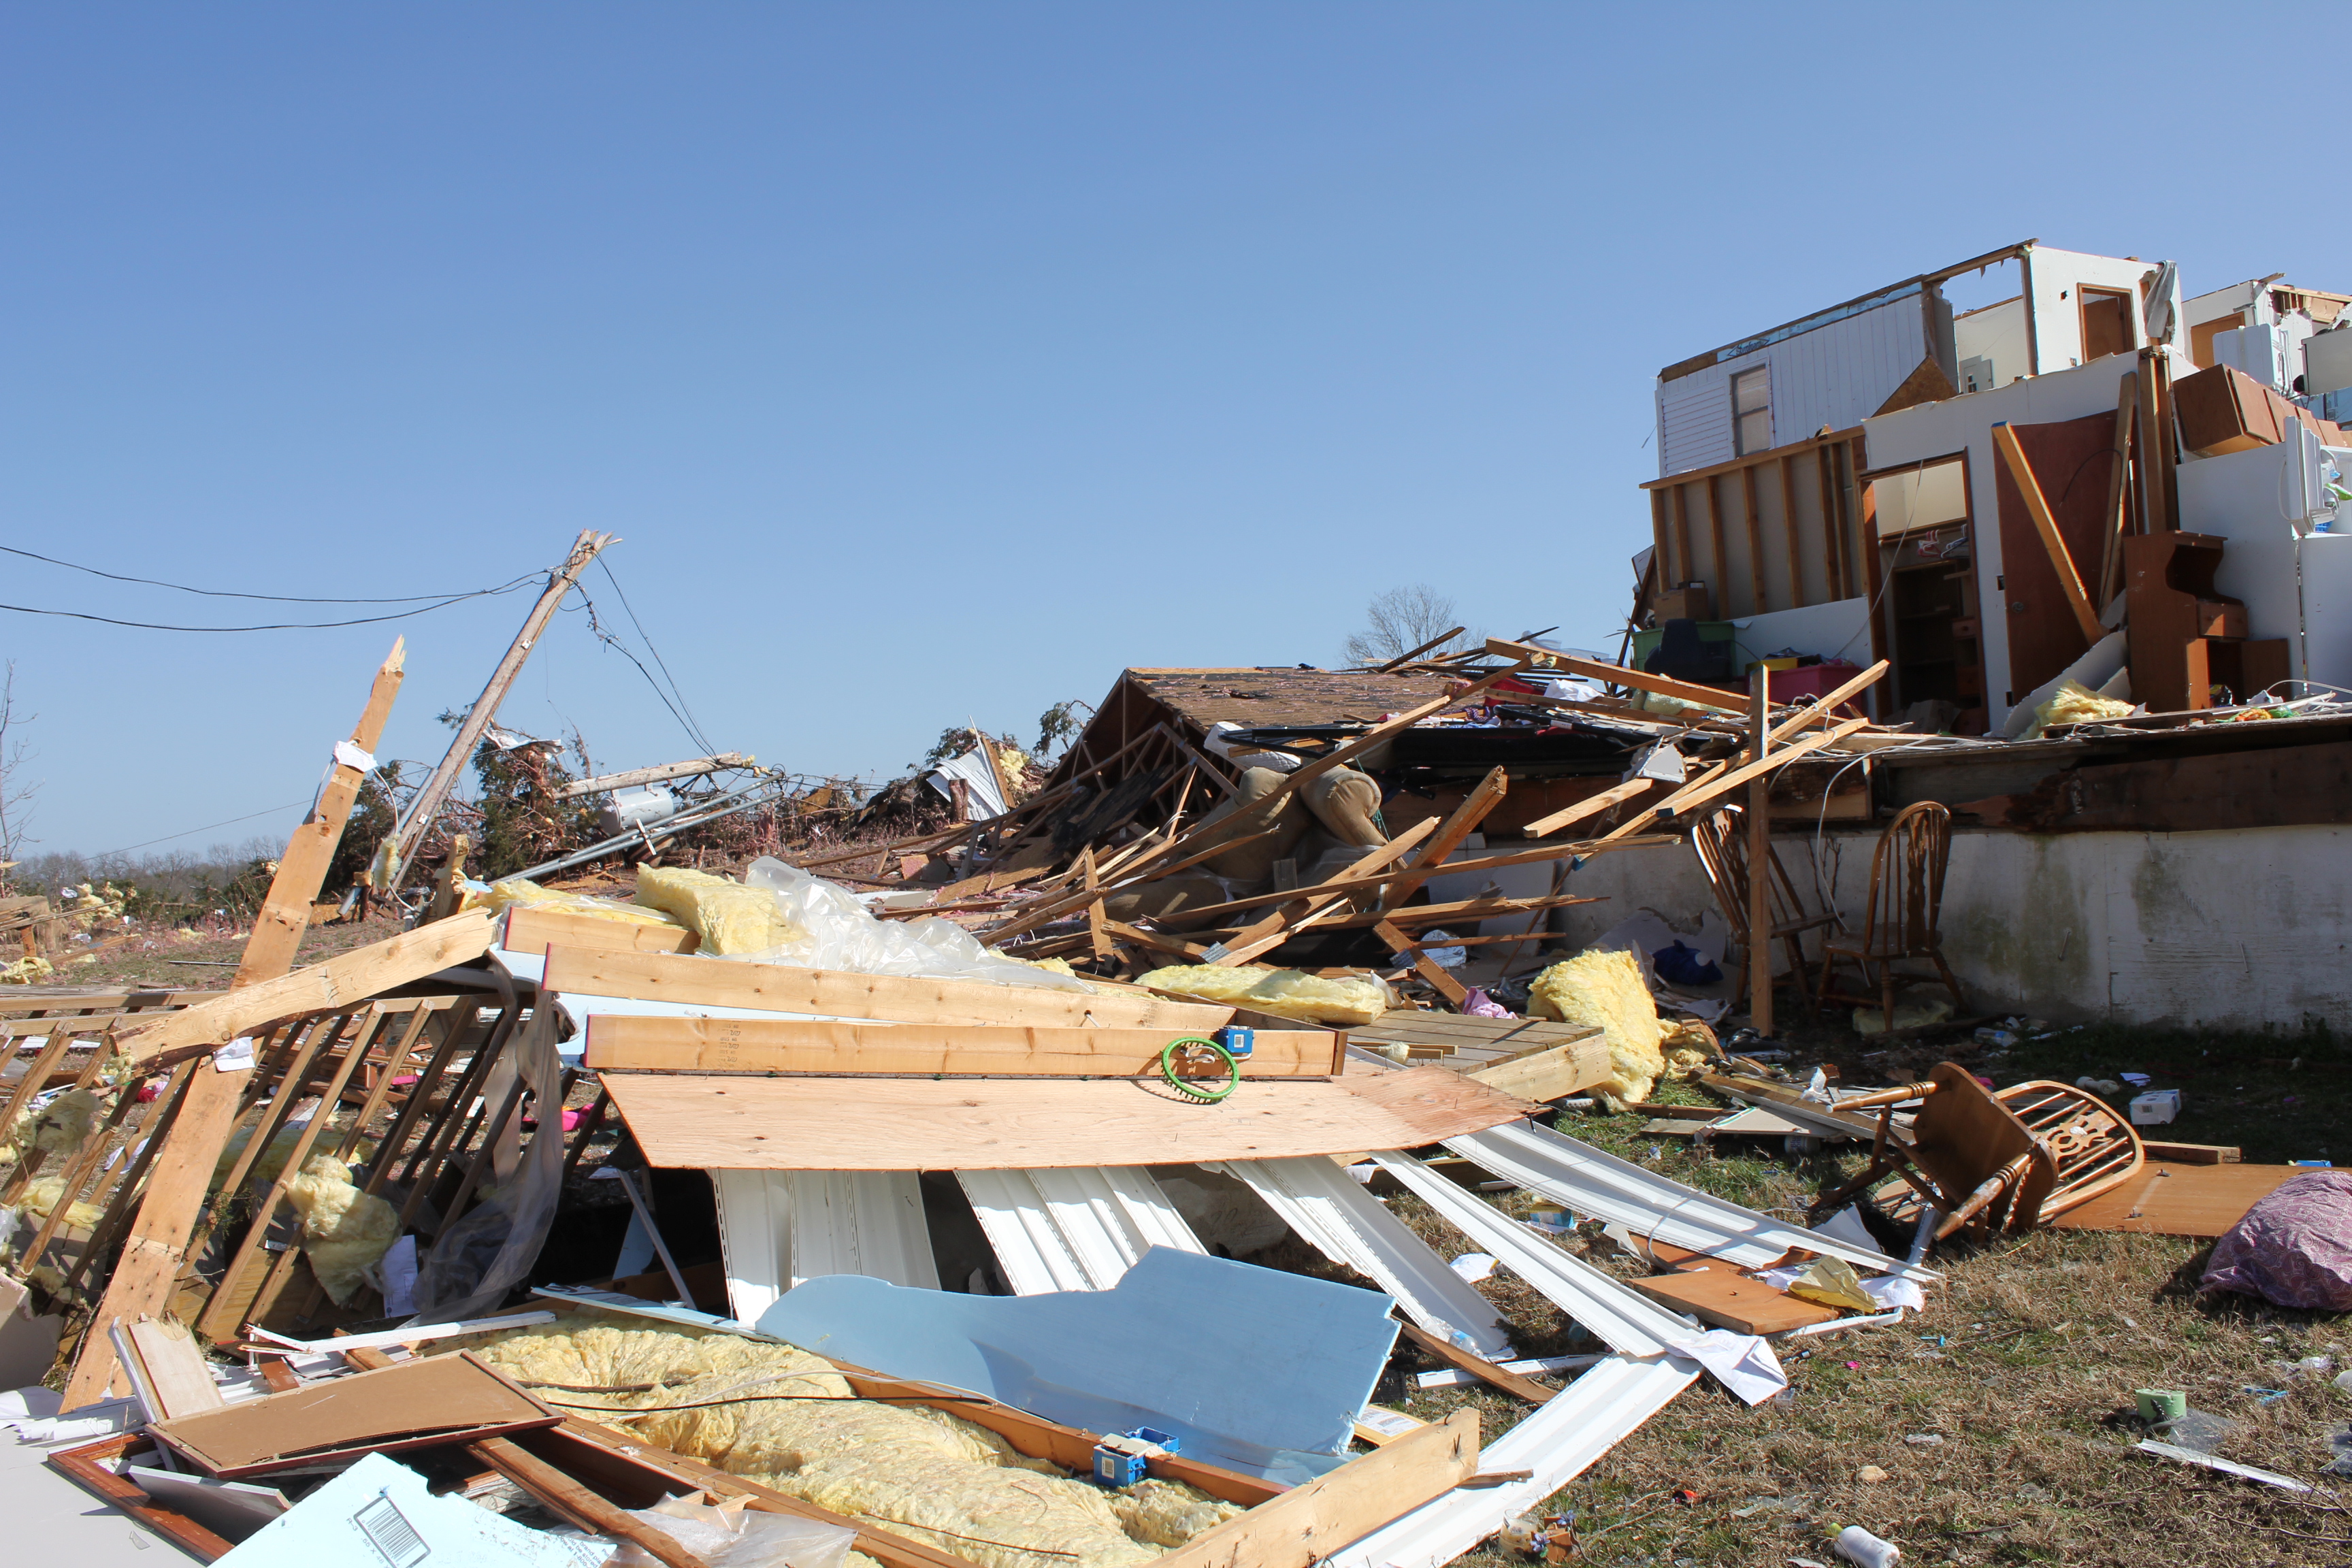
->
<box><xmin>1688</xmin><ymin>804</ymin><xmax>1839</xmax><ymax>1010</ymax></box>
<box><xmin>1809</xmin><ymin>1063</ymin><xmax>2143</xmax><ymax>1242</ymax></box>
<box><xmin>2123</xmin><ymin>532</ymin><xmax>2290</xmax><ymax>713</ymax></box>
<box><xmin>1813</xmin><ymin>801</ymin><xmax>1963</xmax><ymax>1024</ymax></box>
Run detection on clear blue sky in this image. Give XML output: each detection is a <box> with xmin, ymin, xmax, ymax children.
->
<box><xmin>5</xmin><ymin>3</ymin><xmax>2341</xmax><ymax>858</ymax></box>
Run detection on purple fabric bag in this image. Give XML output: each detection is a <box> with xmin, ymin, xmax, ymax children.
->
<box><xmin>2200</xmin><ymin>1170</ymin><xmax>2352</xmax><ymax>1311</ymax></box>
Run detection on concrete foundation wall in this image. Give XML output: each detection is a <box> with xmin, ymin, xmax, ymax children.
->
<box><xmin>1546</xmin><ymin>824</ymin><xmax>2352</xmax><ymax>1030</ymax></box>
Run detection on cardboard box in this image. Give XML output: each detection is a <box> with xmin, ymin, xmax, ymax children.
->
<box><xmin>1653</xmin><ymin>581</ymin><xmax>1712</xmax><ymax>621</ymax></box>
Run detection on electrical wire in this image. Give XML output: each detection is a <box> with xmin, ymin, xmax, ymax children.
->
<box><xmin>0</xmin><ymin>582</ymin><xmax>538</xmax><ymax>633</ymax></box>
<box><xmin>0</xmin><ymin>544</ymin><xmax>538</xmax><ymax>604</ymax></box>
<box><xmin>567</xmin><ymin>584</ymin><xmax>719</xmax><ymax>759</ymax></box>
<box><xmin>89</xmin><ymin>799</ymin><xmax>308</xmax><ymax>858</ymax></box>
<box><xmin>595</xmin><ymin>557</ymin><xmax>717</xmax><ymax>756</ymax></box>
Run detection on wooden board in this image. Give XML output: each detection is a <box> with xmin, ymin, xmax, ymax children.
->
<box><xmin>1627</xmin><ymin>1268</ymin><xmax>1842</xmax><ymax>1335</ymax></box>
<box><xmin>110</xmin><ymin>911</ymin><xmax>497</xmax><ymax>1063</ymax></box>
<box><xmin>1464</xmin><ymin>1038</ymin><xmax>1613</xmax><ymax>1103</ymax></box>
<box><xmin>582</xmin><ymin>1014</ymin><xmax>1341</xmax><ymax>1077</ymax></box>
<box><xmin>1156</xmin><ymin>1409</ymin><xmax>1478</xmax><ymax>1568</ymax></box>
<box><xmin>544</xmin><ymin>944</ymin><xmax>1236</xmax><ymax>1031</ymax></box>
<box><xmin>2046</xmin><ymin>1162</ymin><xmax>2304</xmax><ymax>1237</ymax></box>
<box><xmin>502</xmin><ymin>903</ymin><xmax>696</xmax><ymax>956</ymax></box>
<box><xmin>601</xmin><ymin>1064</ymin><xmax>1539</xmax><ymax>1171</ymax></box>
<box><xmin>148</xmin><ymin>1351</ymin><xmax>559</xmax><ymax>1478</ymax></box>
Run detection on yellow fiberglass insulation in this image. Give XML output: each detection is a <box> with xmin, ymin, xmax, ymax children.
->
<box><xmin>22</xmin><ymin>1088</ymin><xmax>103</xmax><ymax>1157</ymax></box>
<box><xmin>466</xmin><ymin>879</ymin><xmax>688</xmax><ymax>930</ymax></box>
<box><xmin>1526</xmin><ymin>949</ymin><xmax>1669</xmax><ymax>1102</ymax></box>
<box><xmin>474</xmin><ymin>1320</ymin><xmax>1242</xmax><ymax>1568</ymax></box>
<box><xmin>282</xmin><ymin>1156</ymin><xmax>401</xmax><ymax>1305</ymax></box>
<box><xmin>1137</xmin><ymin>964</ymin><xmax>1387</xmax><ymax>1027</ymax></box>
<box><xmin>634</xmin><ymin>867</ymin><xmax>803</xmax><ymax>956</ymax></box>
<box><xmin>12</xmin><ymin>1175</ymin><xmax>105</xmax><ymax>1230</ymax></box>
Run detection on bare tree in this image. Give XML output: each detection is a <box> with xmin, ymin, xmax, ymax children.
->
<box><xmin>1341</xmin><ymin>585</ymin><xmax>1477</xmax><ymax>666</ymax></box>
<box><xmin>0</xmin><ymin>664</ymin><xmax>37</xmax><ymax>891</ymax></box>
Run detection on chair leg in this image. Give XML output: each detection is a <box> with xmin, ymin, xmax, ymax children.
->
<box><xmin>1930</xmin><ymin>949</ymin><xmax>1965</xmax><ymax>1014</ymax></box>
<box><xmin>1878</xmin><ymin>961</ymin><xmax>1898</xmax><ymax>1031</ymax></box>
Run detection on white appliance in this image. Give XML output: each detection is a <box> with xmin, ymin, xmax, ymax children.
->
<box><xmin>2176</xmin><ymin>437</ymin><xmax>2352</xmax><ymax>689</ymax></box>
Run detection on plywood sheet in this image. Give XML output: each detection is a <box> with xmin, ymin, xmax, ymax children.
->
<box><xmin>604</xmin><ymin>1066</ymin><xmax>1539</xmax><ymax>1171</ymax></box>
<box><xmin>1626</xmin><ymin>1268</ymin><xmax>1840</xmax><ymax>1335</ymax></box>
<box><xmin>149</xmin><ymin>1352</ymin><xmax>558</xmax><ymax>1477</ymax></box>
<box><xmin>2046</xmin><ymin>1162</ymin><xmax>2303</xmax><ymax>1237</ymax></box>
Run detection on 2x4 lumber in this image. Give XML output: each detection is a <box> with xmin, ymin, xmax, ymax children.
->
<box><xmin>540</xmin><ymin>944</ymin><xmax>1235</xmax><ymax>1030</ymax></box>
<box><xmin>1399</xmin><ymin>1321</ymin><xmax>1554</xmax><ymax>1404</ymax></box>
<box><xmin>581</xmin><ymin>1016</ymin><xmax>1341</xmax><ymax>1077</ymax></box>
<box><xmin>501</xmin><ymin>904</ymin><xmax>693</xmax><ymax>957</ymax></box>
<box><xmin>1376</xmin><ymin>625</ymin><xmax>1469</xmax><ymax>672</ymax></box>
<box><xmin>240</xmin><ymin>639</ymin><xmax>408</xmax><ymax>984</ymax></box>
<box><xmin>1379</xmin><ymin>767</ymin><xmax>1507</xmax><ymax>911</ymax></box>
<box><xmin>1179</xmin><ymin>889</ymin><xmax>1602</xmax><ymax>941</ymax></box>
<box><xmin>1703</xmin><ymin>473</ymin><xmax>1728</xmax><ymax>595</ymax></box>
<box><xmin>1374</xmin><ymin>917</ymin><xmax>1471</xmax><ymax>1007</ymax></box>
<box><xmin>1747</xmin><ymin>671</ymin><xmax>1774</xmax><ymax>1036</ymax></box>
<box><xmin>1523</xmin><ymin>779</ymin><xmax>1652</xmax><ymax>839</ymax></box>
<box><xmin>1780</xmin><ymin>453</ymin><xmax>1808</xmax><ymax>608</ymax></box>
<box><xmin>1601</xmin><ymin>717</ymin><xmax>1873</xmax><ymax>842</ymax></box>
<box><xmin>1213</xmin><ymin>817</ymin><xmax>1441</xmax><ymax>967</ymax></box>
<box><xmin>1741</xmin><ymin>461</ymin><xmax>1767</xmax><ymax>615</ymax></box>
<box><xmin>1991</xmin><ymin>422</ymin><xmax>2103</xmax><ymax>643</ymax></box>
<box><xmin>389</xmin><ymin>532</ymin><xmax>615</xmax><ymax>884</ymax></box>
<box><xmin>1159</xmin><ymin>833</ymin><xmax>1661</xmax><ymax>926</ymax></box>
<box><xmin>1818</xmin><ymin>444</ymin><xmax>1848</xmax><ymax>602</ymax></box>
<box><xmin>66</xmin><ymin>651</ymin><xmax>418</xmax><ymax>1409</ymax></box>
<box><xmin>2097</xmin><ymin>370</ymin><xmax>2140</xmax><ymax>608</ymax></box>
<box><xmin>553</xmin><ymin>753</ymin><xmax>755</xmax><ymax>798</ymax></box>
<box><xmin>470</xmin><ymin>1436</ymin><xmax>709</xmax><ymax>1568</ymax></box>
<box><xmin>197</xmin><ymin>1009</ymin><xmax>392</xmax><ymax>1339</ymax></box>
<box><xmin>1649</xmin><ymin>491</ymin><xmax>1672</xmax><ymax>600</ymax></box>
<box><xmin>1152</xmin><ymin>1409</ymin><xmax>1480</xmax><ymax>1568</ymax></box>
<box><xmin>1671</xmin><ymin>485</ymin><xmax>1693</xmax><ymax>587</ymax></box>
<box><xmin>1482</xmin><ymin>638</ymin><xmax>1747</xmax><ymax>716</ymax></box>
<box><xmin>1636</xmin><ymin>426</ymin><xmax>1864</xmax><ymax>493</ymax></box>
<box><xmin>109</xmin><ymin>911</ymin><xmax>499</xmax><ymax>1065</ymax></box>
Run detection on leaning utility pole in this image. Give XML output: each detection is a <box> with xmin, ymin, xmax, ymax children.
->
<box><xmin>382</xmin><ymin>529</ymin><xmax>618</xmax><ymax>894</ymax></box>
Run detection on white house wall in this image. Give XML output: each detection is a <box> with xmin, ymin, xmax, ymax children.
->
<box><xmin>1861</xmin><ymin>353</ymin><xmax>2161</xmax><ymax>728</ymax></box>
<box><xmin>1954</xmin><ymin>297</ymin><xmax>2028</xmax><ymax>390</ymax></box>
<box><xmin>2020</xmin><ymin>246</ymin><xmax>2184</xmax><ymax>373</ymax></box>
<box><xmin>1658</xmin><ymin>293</ymin><xmax>1934</xmax><ymax>477</ymax></box>
<box><xmin>1549</xmin><ymin>827</ymin><xmax>2352</xmax><ymax>1030</ymax></box>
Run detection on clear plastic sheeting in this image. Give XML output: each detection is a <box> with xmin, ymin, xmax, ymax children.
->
<box><xmin>742</xmin><ymin>858</ymin><xmax>1093</xmax><ymax>992</ymax></box>
<box><xmin>406</xmin><ymin>1008</ymin><xmax>570</xmax><ymax>1324</ymax></box>
<box><xmin>602</xmin><ymin>1494</ymin><xmax>858</xmax><ymax>1568</ymax></box>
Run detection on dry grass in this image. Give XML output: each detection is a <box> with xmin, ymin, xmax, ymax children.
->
<box><xmin>1243</xmin><ymin>1075</ymin><xmax>2351</xmax><ymax>1568</ymax></box>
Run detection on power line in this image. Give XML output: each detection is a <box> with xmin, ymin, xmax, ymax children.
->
<box><xmin>0</xmin><ymin>580</ymin><xmax>536</xmax><ymax>632</ymax></box>
<box><xmin>88</xmin><ymin>800</ymin><xmax>308</xmax><ymax>858</ymax></box>
<box><xmin>0</xmin><ymin>543</ymin><xmax>538</xmax><ymax>605</ymax></box>
<box><xmin>596</xmin><ymin>558</ymin><xmax>717</xmax><ymax>755</ymax></box>
<box><xmin>568</xmin><ymin>587</ymin><xmax>717</xmax><ymax>757</ymax></box>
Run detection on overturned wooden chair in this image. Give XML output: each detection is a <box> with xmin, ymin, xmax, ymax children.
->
<box><xmin>1688</xmin><ymin>804</ymin><xmax>1841</xmax><ymax>1010</ymax></box>
<box><xmin>1814</xmin><ymin>800</ymin><xmax>1963</xmax><ymax>1024</ymax></box>
<box><xmin>1807</xmin><ymin>1062</ymin><xmax>2144</xmax><ymax>1243</ymax></box>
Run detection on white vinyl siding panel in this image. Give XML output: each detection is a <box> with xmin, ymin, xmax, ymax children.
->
<box><xmin>1659</xmin><ymin>294</ymin><xmax>1930</xmax><ymax>476</ymax></box>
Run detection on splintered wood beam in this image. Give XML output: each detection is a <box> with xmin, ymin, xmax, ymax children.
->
<box><xmin>66</xmin><ymin>645</ymin><xmax>417</xmax><ymax>1409</ymax></box>
<box><xmin>1523</xmin><ymin>779</ymin><xmax>1652</xmax><ymax>838</ymax></box>
<box><xmin>1482</xmin><ymin>638</ymin><xmax>1748</xmax><ymax>715</ymax></box>
<box><xmin>1399</xmin><ymin>1322</ymin><xmax>1555</xmax><ymax>1404</ymax></box>
<box><xmin>1991</xmin><ymin>421</ymin><xmax>2103</xmax><ymax>643</ymax></box>
<box><xmin>1601</xmin><ymin>717</ymin><xmax>1872</xmax><ymax>841</ymax></box>
<box><xmin>2097</xmin><ymin>370</ymin><xmax>2140</xmax><ymax>609</ymax></box>
<box><xmin>1372</xmin><ymin>917</ymin><xmax>1469</xmax><ymax>1007</ymax></box>
<box><xmin>1378</xmin><ymin>766</ymin><xmax>1507</xmax><ymax>912</ymax></box>
<box><xmin>1211</xmin><ymin>817</ymin><xmax>1439</xmax><ymax>966</ymax></box>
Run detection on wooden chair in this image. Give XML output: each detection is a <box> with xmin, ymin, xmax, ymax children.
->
<box><xmin>1688</xmin><ymin>804</ymin><xmax>1841</xmax><ymax>1009</ymax></box>
<box><xmin>1814</xmin><ymin>801</ymin><xmax>1963</xmax><ymax>1024</ymax></box>
<box><xmin>1803</xmin><ymin>1063</ymin><xmax>2144</xmax><ymax>1243</ymax></box>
